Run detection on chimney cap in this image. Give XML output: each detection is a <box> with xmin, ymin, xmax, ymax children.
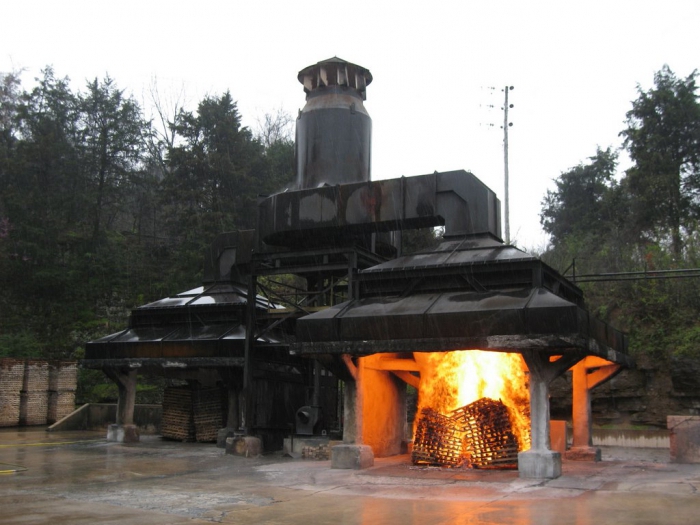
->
<box><xmin>298</xmin><ymin>57</ymin><xmax>373</xmax><ymax>99</ymax></box>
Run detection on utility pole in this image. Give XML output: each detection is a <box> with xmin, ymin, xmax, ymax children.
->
<box><xmin>502</xmin><ymin>86</ymin><xmax>514</xmax><ymax>245</ymax></box>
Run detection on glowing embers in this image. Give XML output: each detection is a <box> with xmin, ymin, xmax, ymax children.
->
<box><xmin>452</xmin><ymin>398</ymin><xmax>523</xmax><ymax>468</ymax></box>
<box><xmin>411</xmin><ymin>350</ymin><xmax>531</xmax><ymax>469</ymax></box>
<box><xmin>412</xmin><ymin>398</ymin><xmax>525</xmax><ymax>469</ymax></box>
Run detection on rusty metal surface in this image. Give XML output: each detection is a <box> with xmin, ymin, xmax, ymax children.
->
<box><xmin>258</xmin><ymin>171</ymin><xmax>501</xmax><ymax>248</ymax></box>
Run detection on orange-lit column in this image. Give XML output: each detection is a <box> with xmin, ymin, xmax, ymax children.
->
<box><xmin>566</xmin><ymin>357</ymin><xmax>620</xmax><ymax>461</ymax></box>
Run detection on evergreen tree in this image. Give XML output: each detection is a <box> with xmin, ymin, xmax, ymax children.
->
<box><xmin>621</xmin><ymin>65</ymin><xmax>700</xmax><ymax>258</ymax></box>
<box><xmin>540</xmin><ymin>147</ymin><xmax>620</xmax><ymax>246</ymax></box>
<box><xmin>79</xmin><ymin>76</ymin><xmax>146</xmax><ymax>245</ymax></box>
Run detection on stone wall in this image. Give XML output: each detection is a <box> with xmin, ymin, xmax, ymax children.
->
<box><xmin>0</xmin><ymin>359</ymin><xmax>77</xmax><ymax>427</ymax></box>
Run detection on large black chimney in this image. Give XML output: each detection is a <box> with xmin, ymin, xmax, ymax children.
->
<box><xmin>295</xmin><ymin>57</ymin><xmax>373</xmax><ymax>189</ymax></box>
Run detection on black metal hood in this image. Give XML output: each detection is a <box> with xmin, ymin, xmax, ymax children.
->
<box><xmin>83</xmin><ymin>282</ymin><xmax>285</xmax><ymax>368</ymax></box>
<box><xmin>293</xmin><ymin>235</ymin><xmax>631</xmax><ymax>366</ymax></box>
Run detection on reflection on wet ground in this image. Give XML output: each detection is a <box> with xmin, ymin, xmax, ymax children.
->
<box><xmin>1</xmin><ymin>427</ymin><xmax>698</xmax><ymax>524</ymax></box>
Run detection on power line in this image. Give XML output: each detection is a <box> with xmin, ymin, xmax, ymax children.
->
<box><xmin>566</xmin><ymin>267</ymin><xmax>700</xmax><ymax>283</ymax></box>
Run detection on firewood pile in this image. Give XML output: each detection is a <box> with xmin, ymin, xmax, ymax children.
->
<box><xmin>162</xmin><ymin>385</ymin><xmax>224</xmax><ymax>442</ymax></box>
<box><xmin>301</xmin><ymin>443</ymin><xmax>331</xmax><ymax>460</ymax></box>
<box><xmin>412</xmin><ymin>397</ymin><xmax>523</xmax><ymax>469</ymax></box>
<box><xmin>161</xmin><ymin>386</ymin><xmax>196</xmax><ymax>441</ymax></box>
<box><xmin>451</xmin><ymin>398</ymin><xmax>520</xmax><ymax>468</ymax></box>
<box><xmin>192</xmin><ymin>387</ymin><xmax>223</xmax><ymax>443</ymax></box>
<box><xmin>412</xmin><ymin>408</ymin><xmax>464</xmax><ymax>467</ymax></box>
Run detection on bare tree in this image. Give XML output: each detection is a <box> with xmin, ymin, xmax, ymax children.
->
<box><xmin>0</xmin><ymin>69</ymin><xmax>23</xmax><ymax>136</ymax></box>
<box><xmin>143</xmin><ymin>76</ymin><xmax>188</xmax><ymax>173</ymax></box>
<box><xmin>256</xmin><ymin>108</ymin><xmax>294</xmax><ymax>148</ymax></box>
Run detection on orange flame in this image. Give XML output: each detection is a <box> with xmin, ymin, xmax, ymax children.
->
<box><xmin>414</xmin><ymin>350</ymin><xmax>531</xmax><ymax>450</ymax></box>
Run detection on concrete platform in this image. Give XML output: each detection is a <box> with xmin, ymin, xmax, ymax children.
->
<box><xmin>1</xmin><ymin>427</ymin><xmax>698</xmax><ymax>524</ymax></box>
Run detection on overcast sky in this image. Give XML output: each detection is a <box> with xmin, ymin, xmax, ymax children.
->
<box><xmin>3</xmin><ymin>0</ymin><xmax>699</xmax><ymax>249</ymax></box>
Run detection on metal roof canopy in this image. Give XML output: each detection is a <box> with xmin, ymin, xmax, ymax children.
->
<box><xmin>83</xmin><ymin>282</ymin><xmax>287</xmax><ymax>367</ymax></box>
<box><xmin>293</xmin><ymin>236</ymin><xmax>632</xmax><ymax>367</ymax></box>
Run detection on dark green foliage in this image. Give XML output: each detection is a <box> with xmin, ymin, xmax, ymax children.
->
<box><xmin>0</xmin><ymin>332</ymin><xmax>45</xmax><ymax>358</ymax></box>
<box><xmin>542</xmin><ymin>66</ymin><xmax>700</xmax><ymax>359</ymax></box>
<box><xmin>80</xmin><ymin>76</ymin><xmax>146</xmax><ymax>244</ymax></box>
<box><xmin>401</xmin><ymin>227</ymin><xmax>443</xmax><ymax>255</ymax></box>
<box><xmin>0</xmin><ymin>70</ymin><xmax>294</xmax><ymax>370</ymax></box>
<box><xmin>541</xmin><ymin>148</ymin><xmax>620</xmax><ymax>247</ymax></box>
<box><xmin>621</xmin><ymin>65</ymin><xmax>700</xmax><ymax>257</ymax></box>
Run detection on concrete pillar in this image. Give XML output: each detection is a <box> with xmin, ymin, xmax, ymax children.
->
<box><xmin>217</xmin><ymin>386</ymin><xmax>241</xmax><ymax>448</ymax></box>
<box><xmin>116</xmin><ymin>370</ymin><xmax>137</xmax><ymax>426</ymax></box>
<box><xmin>105</xmin><ymin>368</ymin><xmax>139</xmax><ymax>443</ymax></box>
<box><xmin>528</xmin><ymin>376</ymin><xmax>552</xmax><ymax>451</ymax></box>
<box><xmin>342</xmin><ymin>375</ymin><xmax>361</xmax><ymax>444</ymax></box>
<box><xmin>519</xmin><ymin>351</ymin><xmax>583</xmax><ymax>479</ymax></box>
<box><xmin>566</xmin><ymin>357</ymin><xmax>619</xmax><ymax>461</ymax></box>
<box><xmin>518</xmin><ymin>370</ymin><xmax>561</xmax><ymax>479</ymax></box>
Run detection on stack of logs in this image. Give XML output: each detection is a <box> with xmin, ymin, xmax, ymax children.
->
<box><xmin>412</xmin><ymin>397</ymin><xmax>523</xmax><ymax>469</ymax></box>
<box><xmin>161</xmin><ymin>385</ymin><xmax>223</xmax><ymax>442</ymax></box>
<box><xmin>161</xmin><ymin>386</ymin><xmax>195</xmax><ymax>441</ymax></box>
<box><xmin>301</xmin><ymin>443</ymin><xmax>331</xmax><ymax>460</ymax></box>
<box><xmin>412</xmin><ymin>408</ymin><xmax>463</xmax><ymax>467</ymax></box>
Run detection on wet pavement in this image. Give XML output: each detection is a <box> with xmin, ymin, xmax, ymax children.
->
<box><xmin>1</xmin><ymin>427</ymin><xmax>699</xmax><ymax>524</ymax></box>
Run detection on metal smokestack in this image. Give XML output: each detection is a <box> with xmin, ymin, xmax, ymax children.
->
<box><xmin>295</xmin><ymin>57</ymin><xmax>373</xmax><ymax>189</ymax></box>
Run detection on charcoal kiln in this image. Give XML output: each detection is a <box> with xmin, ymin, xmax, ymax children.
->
<box><xmin>84</xmin><ymin>57</ymin><xmax>632</xmax><ymax>479</ymax></box>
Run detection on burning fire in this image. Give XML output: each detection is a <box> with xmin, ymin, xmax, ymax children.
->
<box><xmin>413</xmin><ymin>350</ymin><xmax>531</xmax><ymax>450</ymax></box>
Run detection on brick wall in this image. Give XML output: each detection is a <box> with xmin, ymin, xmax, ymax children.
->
<box><xmin>47</xmin><ymin>391</ymin><xmax>77</xmax><ymax>423</ymax></box>
<box><xmin>0</xmin><ymin>359</ymin><xmax>77</xmax><ymax>427</ymax></box>
<box><xmin>20</xmin><ymin>360</ymin><xmax>50</xmax><ymax>425</ymax></box>
<box><xmin>0</xmin><ymin>359</ymin><xmax>25</xmax><ymax>427</ymax></box>
<box><xmin>47</xmin><ymin>361</ymin><xmax>78</xmax><ymax>424</ymax></box>
<box><xmin>49</xmin><ymin>361</ymin><xmax>78</xmax><ymax>391</ymax></box>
